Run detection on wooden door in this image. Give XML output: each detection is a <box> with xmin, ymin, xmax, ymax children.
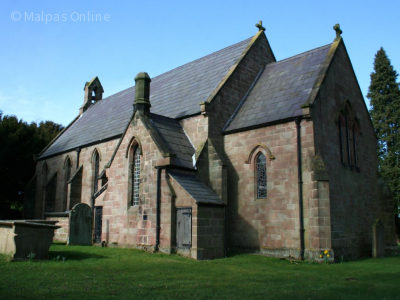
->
<box><xmin>177</xmin><ymin>208</ymin><xmax>192</xmax><ymax>249</ymax></box>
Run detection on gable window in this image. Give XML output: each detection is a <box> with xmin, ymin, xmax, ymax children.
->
<box><xmin>344</xmin><ymin>109</ymin><xmax>352</xmax><ymax>165</ymax></box>
<box><xmin>338</xmin><ymin>117</ymin><xmax>345</xmax><ymax>163</ymax></box>
<box><xmin>352</xmin><ymin>125</ymin><xmax>357</xmax><ymax>167</ymax></box>
<box><xmin>132</xmin><ymin>148</ymin><xmax>141</xmax><ymax>206</ymax></box>
<box><xmin>336</xmin><ymin>101</ymin><xmax>359</xmax><ymax>169</ymax></box>
<box><xmin>257</xmin><ymin>153</ymin><xmax>267</xmax><ymax>198</ymax></box>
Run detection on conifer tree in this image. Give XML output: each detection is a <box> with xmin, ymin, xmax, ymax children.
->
<box><xmin>367</xmin><ymin>48</ymin><xmax>400</xmax><ymax>219</ymax></box>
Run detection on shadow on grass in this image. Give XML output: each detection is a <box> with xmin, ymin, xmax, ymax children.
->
<box><xmin>49</xmin><ymin>250</ymin><xmax>106</xmax><ymax>261</ymax></box>
<box><xmin>226</xmin><ymin>250</ymin><xmax>253</xmax><ymax>258</ymax></box>
<box><xmin>52</xmin><ymin>241</ymin><xmax>67</xmax><ymax>245</ymax></box>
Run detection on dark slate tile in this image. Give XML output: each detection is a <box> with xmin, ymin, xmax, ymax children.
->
<box><xmin>41</xmin><ymin>36</ymin><xmax>253</xmax><ymax>158</ymax></box>
<box><xmin>293</xmin><ymin>108</ymin><xmax>303</xmax><ymax>117</ymax></box>
<box><xmin>149</xmin><ymin>114</ymin><xmax>195</xmax><ymax>169</ymax></box>
<box><xmin>169</xmin><ymin>171</ymin><xmax>224</xmax><ymax>205</ymax></box>
<box><xmin>286</xmin><ymin>97</ymin><xmax>303</xmax><ymax>106</ymax></box>
<box><xmin>280</xmin><ymin>111</ymin><xmax>295</xmax><ymax>120</ymax></box>
<box><xmin>278</xmin><ymin>105</ymin><xmax>291</xmax><ymax>113</ymax></box>
<box><xmin>225</xmin><ymin>43</ymin><xmax>332</xmax><ymax>132</ymax></box>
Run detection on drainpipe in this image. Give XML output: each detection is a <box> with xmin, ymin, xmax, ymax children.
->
<box><xmin>224</xmin><ymin>205</ymin><xmax>228</xmax><ymax>258</ymax></box>
<box><xmin>155</xmin><ymin>167</ymin><xmax>163</xmax><ymax>252</ymax></box>
<box><xmin>295</xmin><ymin>117</ymin><xmax>305</xmax><ymax>260</ymax></box>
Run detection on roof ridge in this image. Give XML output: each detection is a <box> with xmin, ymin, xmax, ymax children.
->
<box><xmin>271</xmin><ymin>43</ymin><xmax>332</xmax><ymax>65</ymax></box>
<box><xmin>223</xmin><ymin>42</ymin><xmax>333</xmax><ymax>133</ymax></box>
<box><xmin>303</xmin><ymin>39</ymin><xmax>341</xmax><ymax>107</ymax></box>
<box><xmin>205</xmin><ymin>30</ymin><xmax>266</xmax><ymax>104</ymax></box>
<box><xmin>39</xmin><ymin>34</ymin><xmax>260</xmax><ymax>158</ymax></box>
<box><xmin>222</xmin><ymin>66</ymin><xmax>265</xmax><ymax>132</ymax></box>
<box><xmin>98</xmin><ymin>37</ymin><xmax>254</xmax><ymax>103</ymax></box>
<box><xmin>150</xmin><ymin>36</ymin><xmax>253</xmax><ymax>81</ymax></box>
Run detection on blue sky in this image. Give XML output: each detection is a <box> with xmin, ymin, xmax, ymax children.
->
<box><xmin>1</xmin><ymin>0</ymin><xmax>399</xmax><ymax>126</ymax></box>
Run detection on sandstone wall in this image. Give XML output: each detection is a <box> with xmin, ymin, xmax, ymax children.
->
<box><xmin>35</xmin><ymin>139</ymin><xmax>119</xmax><ymax>219</ymax></box>
<box><xmin>312</xmin><ymin>42</ymin><xmax>397</xmax><ymax>256</ymax></box>
<box><xmin>224</xmin><ymin>122</ymin><xmax>301</xmax><ymax>254</ymax></box>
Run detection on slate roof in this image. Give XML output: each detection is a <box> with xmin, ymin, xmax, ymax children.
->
<box><xmin>169</xmin><ymin>171</ymin><xmax>224</xmax><ymax>205</ymax></box>
<box><xmin>39</xmin><ymin>37</ymin><xmax>252</xmax><ymax>159</ymax></box>
<box><xmin>150</xmin><ymin>114</ymin><xmax>195</xmax><ymax>169</ymax></box>
<box><xmin>224</xmin><ymin>44</ymin><xmax>332</xmax><ymax>132</ymax></box>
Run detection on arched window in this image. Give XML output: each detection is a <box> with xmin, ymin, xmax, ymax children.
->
<box><xmin>64</xmin><ymin>157</ymin><xmax>72</xmax><ymax>211</ymax></box>
<box><xmin>338</xmin><ymin>117</ymin><xmax>345</xmax><ymax>163</ymax></box>
<box><xmin>344</xmin><ymin>108</ymin><xmax>351</xmax><ymax>165</ymax></box>
<box><xmin>132</xmin><ymin>148</ymin><xmax>141</xmax><ymax>206</ymax></box>
<box><xmin>93</xmin><ymin>150</ymin><xmax>100</xmax><ymax>194</ymax></box>
<box><xmin>42</xmin><ymin>162</ymin><xmax>56</xmax><ymax>213</ymax></box>
<box><xmin>42</xmin><ymin>162</ymin><xmax>49</xmax><ymax>188</ymax></box>
<box><xmin>65</xmin><ymin>157</ymin><xmax>72</xmax><ymax>182</ymax></box>
<box><xmin>336</xmin><ymin>101</ymin><xmax>360</xmax><ymax>168</ymax></box>
<box><xmin>126</xmin><ymin>137</ymin><xmax>142</xmax><ymax>207</ymax></box>
<box><xmin>256</xmin><ymin>153</ymin><xmax>267</xmax><ymax>198</ymax></box>
<box><xmin>352</xmin><ymin>124</ymin><xmax>358</xmax><ymax>167</ymax></box>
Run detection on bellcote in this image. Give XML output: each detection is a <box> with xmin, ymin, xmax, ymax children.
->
<box><xmin>79</xmin><ymin>76</ymin><xmax>104</xmax><ymax>115</ymax></box>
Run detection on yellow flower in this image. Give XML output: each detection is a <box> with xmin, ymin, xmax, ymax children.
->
<box><xmin>320</xmin><ymin>255</ymin><xmax>323</xmax><ymax>258</ymax></box>
<box><xmin>327</xmin><ymin>255</ymin><xmax>330</xmax><ymax>258</ymax></box>
<box><xmin>324</xmin><ymin>250</ymin><xmax>329</xmax><ymax>255</ymax></box>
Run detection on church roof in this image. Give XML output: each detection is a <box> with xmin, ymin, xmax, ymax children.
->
<box><xmin>224</xmin><ymin>44</ymin><xmax>332</xmax><ymax>132</ymax></box>
<box><xmin>150</xmin><ymin>114</ymin><xmax>195</xmax><ymax>169</ymax></box>
<box><xmin>169</xmin><ymin>170</ymin><xmax>224</xmax><ymax>205</ymax></box>
<box><xmin>39</xmin><ymin>37</ymin><xmax>253</xmax><ymax>159</ymax></box>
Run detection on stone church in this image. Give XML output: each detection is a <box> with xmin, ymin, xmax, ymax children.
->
<box><xmin>25</xmin><ymin>22</ymin><xmax>397</xmax><ymax>260</ymax></box>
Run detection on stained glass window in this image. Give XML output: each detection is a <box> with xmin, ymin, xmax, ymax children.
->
<box><xmin>257</xmin><ymin>153</ymin><xmax>267</xmax><ymax>198</ymax></box>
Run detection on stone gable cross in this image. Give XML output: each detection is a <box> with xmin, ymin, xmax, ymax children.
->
<box><xmin>256</xmin><ymin>20</ymin><xmax>265</xmax><ymax>32</ymax></box>
<box><xmin>333</xmin><ymin>23</ymin><xmax>343</xmax><ymax>40</ymax></box>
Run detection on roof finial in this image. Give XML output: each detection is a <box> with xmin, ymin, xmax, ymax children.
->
<box><xmin>255</xmin><ymin>20</ymin><xmax>265</xmax><ymax>32</ymax></box>
<box><xmin>333</xmin><ymin>23</ymin><xmax>342</xmax><ymax>41</ymax></box>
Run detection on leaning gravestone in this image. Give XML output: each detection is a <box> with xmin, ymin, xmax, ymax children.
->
<box><xmin>68</xmin><ymin>203</ymin><xmax>93</xmax><ymax>245</ymax></box>
<box><xmin>372</xmin><ymin>219</ymin><xmax>385</xmax><ymax>258</ymax></box>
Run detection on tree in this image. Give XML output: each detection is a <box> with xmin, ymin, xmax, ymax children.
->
<box><xmin>0</xmin><ymin>113</ymin><xmax>63</xmax><ymax>219</ymax></box>
<box><xmin>367</xmin><ymin>47</ymin><xmax>400</xmax><ymax>236</ymax></box>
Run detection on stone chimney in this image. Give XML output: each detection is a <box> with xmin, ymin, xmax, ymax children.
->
<box><xmin>134</xmin><ymin>72</ymin><xmax>151</xmax><ymax>117</ymax></box>
<box><xmin>80</xmin><ymin>76</ymin><xmax>104</xmax><ymax>115</ymax></box>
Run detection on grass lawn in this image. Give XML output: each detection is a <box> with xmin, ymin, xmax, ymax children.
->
<box><xmin>0</xmin><ymin>244</ymin><xmax>399</xmax><ymax>300</ymax></box>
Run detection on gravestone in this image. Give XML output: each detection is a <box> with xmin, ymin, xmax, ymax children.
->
<box><xmin>372</xmin><ymin>219</ymin><xmax>385</xmax><ymax>258</ymax></box>
<box><xmin>68</xmin><ymin>203</ymin><xmax>93</xmax><ymax>245</ymax></box>
<box><xmin>0</xmin><ymin>221</ymin><xmax>60</xmax><ymax>260</ymax></box>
